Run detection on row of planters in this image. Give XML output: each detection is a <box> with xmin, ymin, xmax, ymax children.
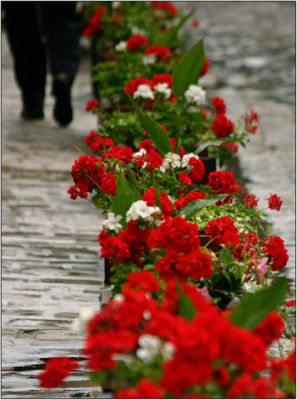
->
<box><xmin>38</xmin><ymin>2</ymin><xmax>295</xmax><ymax>398</ymax></box>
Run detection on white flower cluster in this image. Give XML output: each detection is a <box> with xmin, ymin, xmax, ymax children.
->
<box><xmin>133</xmin><ymin>84</ymin><xmax>155</xmax><ymax>100</ymax></box>
<box><xmin>115</xmin><ymin>41</ymin><xmax>127</xmax><ymax>52</ymax></box>
<box><xmin>126</xmin><ymin>200</ymin><xmax>161</xmax><ymax>225</ymax></box>
<box><xmin>154</xmin><ymin>82</ymin><xmax>171</xmax><ymax>99</ymax></box>
<box><xmin>143</xmin><ymin>54</ymin><xmax>157</xmax><ymax>65</ymax></box>
<box><xmin>136</xmin><ymin>334</ymin><xmax>175</xmax><ymax>363</ymax></box>
<box><xmin>184</xmin><ymin>84</ymin><xmax>206</xmax><ymax>106</ymax></box>
<box><xmin>102</xmin><ymin>212</ymin><xmax>123</xmax><ymax>233</ymax></box>
<box><xmin>133</xmin><ymin>148</ymin><xmax>147</xmax><ymax>160</ymax></box>
<box><xmin>71</xmin><ymin>308</ymin><xmax>96</xmax><ymax>333</ymax></box>
<box><xmin>181</xmin><ymin>153</ymin><xmax>199</xmax><ymax>169</ymax></box>
<box><xmin>160</xmin><ymin>152</ymin><xmax>181</xmax><ymax>172</ymax></box>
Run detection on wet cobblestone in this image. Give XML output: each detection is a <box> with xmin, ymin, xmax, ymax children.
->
<box><xmin>2</xmin><ymin>2</ymin><xmax>295</xmax><ymax>398</ymax></box>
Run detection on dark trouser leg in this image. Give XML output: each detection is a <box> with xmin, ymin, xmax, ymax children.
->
<box><xmin>41</xmin><ymin>2</ymin><xmax>81</xmax><ymax>126</ymax></box>
<box><xmin>42</xmin><ymin>2</ymin><xmax>81</xmax><ymax>82</ymax></box>
<box><xmin>3</xmin><ymin>2</ymin><xmax>46</xmax><ymax>110</ymax></box>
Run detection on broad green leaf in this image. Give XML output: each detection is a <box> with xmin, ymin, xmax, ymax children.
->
<box><xmin>128</xmin><ymin>95</ymin><xmax>173</xmax><ymax>156</ymax></box>
<box><xmin>229</xmin><ymin>278</ymin><xmax>287</xmax><ymax>330</ymax></box>
<box><xmin>194</xmin><ymin>137</ymin><xmax>241</xmax><ymax>155</ymax></box>
<box><xmin>126</xmin><ymin>165</ymin><xmax>141</xmax><ymax>198</ymax></box>
<box><xmin>112</xmin><ymin>173</ymin><xmax>141</xmax><ymax>226</ymax></box>
<box><xmin>219</xmin><ymin>248</ymin><xmax>235</xmax><ymax>269</ymax></box>
<box><xmin>145</xmin><ymin>114</ymin><xmax>173</xmax><ymax>156</ymax></box>
<box><xmin>158</xmin><ymin>11</ymin><xmax>194</xmax><ymax>47</ymax></box>
<box><xmin>177</xmin><ymin>195</ymin><xmax>228</xmax><ymax>218</ymax></box>
<box><xmin>172</xmin><ymin>39</ymin><xmax>205</xmax><ymax>98</ymax></box>
<box><xmin>177</xmin><ymin>282</ymin><xmax>197</xmax><ymax>321</ymax></box>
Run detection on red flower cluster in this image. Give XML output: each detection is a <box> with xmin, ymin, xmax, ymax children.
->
<box><xmin>124</xmin><ymin>77</ymin><xmax>153</xmax><ymax>95</ymax></box>
<box><xmin>115</xmin><ymin>379</ymin><xmax>162</xmax><ymax>399</ymax></box>
<box><xmin>148</xmin><ymin>217</ymin><xmax>213</xmax><ymax>281</ymax></box>
<box><xmin>205</xmin><ymin>216</ymin><xmax>240</xmax><ymax>249</ymax></box>
<box><xmin>262</xmin><ymin>236</ymin><xmax>289</xmax><ymax>271</ymax></box>
<box><xmin>211</xmin><ymin>114</ymin><xmax>235</xmax><ymax>139</ymax></box>
<box><xmin>82</xmin><ymin>6</ymin><xmax>107</xmax><ymax>36</ymax></box>
<box><xmin>67</xmin><ymin>183</ymin><xmax>89</xmax><ymax>200</ymax></box>
<box><xmin>126</xmin><ymin>34</ymin><xmax>149</xmax><ymax>51</ymax></box>
<box><xmin>188</xmin><ymin>157</ymin><xmax>205</xmax><ymax>183</ymax></box>
<box><xmin>85</xmin><ymin>98</ymin><xmax>98</xmax><ymax>112</ymax></box>
<box><xmin>245</xmin><ymin>109</ymin><xmax>258</xmax><ymax>134</ymax></box>
<box><xmin>124</xmin><ymin>74</ymin><xmax>175</xmax><ymax>102</ymax></box>
<box><xmin>152</xmin><ymin>2</ymin><xmax>178</xmax><ymax>17</ymax></box>
<box><xmin>38</xmin><ymin>357</ymin><xmax>79</xmax><ymax>388</ymax></box>
<box><xmin>207</xmin><ymin>171</ymin><xmax>244</xmax><ymax>204</ymax></box>
<box><xmin>211</xmin><ymin>97</ymin><xmax>226</xmax><ymax>115</ymax></box>
<box><xmin>244</xmin><ymin>193</ymin><xmax>259</xmax><ymax>209</ymax></box>
<box><xmin>145</xmin><ymin>45</ymin><xmax>171</xmax><ymax>61</ymax></box>
<box><xmin>267</xmin><ymin>193</ymin><xmax>283</xmax><ymax>211</ymax></box>
<box><xmin>254</xmin><ymin>311</ymin><xmax>285</xmax><ymax>346</ymax></box>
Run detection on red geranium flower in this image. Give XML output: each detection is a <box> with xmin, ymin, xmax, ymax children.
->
<box><xmin>85</xmin><ymin>98</ymin><xmax>98</xmax><ymax>112</ymax></box>
<box><xmin>243</xmin><ymin>194</ymin><xmax>258</xmax><ymax>209</ymax></box>
<box><xmin>267</xmin><ymin>193</ymin><xmax>283</xmax><ymax>211</ymax></box>
<box><xmin>145</xmin><ymin>45</ymin><xmax>171</xmax><ymax>61</ymax></box>
<box><xmin>38</xmin><ymin>357</ymin><xmax>79</xmax><ymax>388</ymax></box>
<box><xmin>211</xmin><ymin>114</ymin><xmax>234</xmax><ymax>139</ymax></box>
<box><xmin>126</xmin><ymin>34</ymin><xmax>149</xmax><ymax>51</ymax></box>
<box><xmin>211</xmin><ymin>97</ymin><xmax>226</xmax><ymax>115</ymax></box>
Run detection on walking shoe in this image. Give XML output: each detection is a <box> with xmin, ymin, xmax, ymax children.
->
<box><xmin>21</xmin><ymin>105</ymin><xmax>44</xmax><ymax>120</ymax></box>
<box><xmin>52</xmin><ymin>75</ymin><xmax>73</xmax><ymax>126</ymax></box>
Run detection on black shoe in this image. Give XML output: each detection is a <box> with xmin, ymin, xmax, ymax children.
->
<box><xmin>52</xmin><ymin>76</ymin><xmax>73</xmax><ymax>126</ymax></box>
<box><xmin>21</xmin><ymin>105</ymin><xmax>44</xmax><ymax>120</ymax></box>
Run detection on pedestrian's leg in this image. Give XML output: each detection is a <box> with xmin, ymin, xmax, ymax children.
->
<box><xmin>42</xmin><ymin>2</ymin><xmax>81</xmax><ymax>126</ymax></box>
<box><xmin>3</xmin><ymin>1</ymin><xmax>46</xmax><ymax>119</ymax></box>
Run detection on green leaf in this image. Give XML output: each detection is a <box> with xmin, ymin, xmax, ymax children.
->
<box><xmin>172</xmin><ymin>38</ymin><xmax>205</xmax><ymax>98</ymax></box>
<box><xmin>89</xmin><ymin>370</ymin><xmax>108</xmax><ymax>384</ymax></box>
<box><xmin>219</xmin><ymin>247</ymin><xmax>235</xmax><ymax>269</ymax></box>
<box><xmin>230</xmin><ymin>278</ymin><xmax>287</xmax><ymax>330</ymax></box>
<box><xmin>128</xmin><ymin>95</ymin><xmax>173</xmax><ymax>156</ymax></box>
<box><xmin>90</xmin><ymin>192</ymin><xmax>102</xmax><ymax>208</ymax></box>
<box><xmin>177</xmin><ymin>195</ymin><xmax>228</xmax><ymax>218</ymax></box>
<box><xmin>194</xmin><ymin>137</ymin><xmax>241</xmax><ymax>155</ymax></box>
<box><xmin>126</xmin><ymin>165</ymin><xmax>141</xmax><ymax>198</ymax></box>
<box><xmin>158</xmin><ymin>11</ymin><xmax>194</xmax><ymax>47</ymax></box>
<box><xmin>145</xmin><ymin>114</ymin><xmax>173</xmax><ymax>156</ymax></box>
<box><xmin>112</xmin><ymin>173</ymin><xmax>141</xmax><ymax>226</ymax></box>
<box><xmin>177</xmin><ymin>282</ymin><xmax>197</xmax><ymax>321</ymax></box>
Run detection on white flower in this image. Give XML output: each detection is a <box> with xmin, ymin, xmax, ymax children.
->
<box><xmin>71</xmin><ymin>308</ymin><xmax>96</xmax><ymax>333</ymax></box>
<box><xmin>102</xmin><ymin>212</ymin><xmax>122</xmax><ymax>233</ymax></box>
<box><xmin>115</xmin><ymin>41</ymin><xmax>127</xmax><ymax>52</ymax></box>
<box><xmin>112</xmin><ymin>1</ymin><xmax>121</xmax><ymax>9</ymax></box>
<box><xmin>114</xmin><ymin>294</ymin><xmax>124</xmax><ymax>303</ymax></box>
<box><xmin>143</xmin><ymin>54</ymin><xmax>157</xmax><ymax>65</ymax></box>
<box><xmin>133</xmin><ymin>148</ymin><xmax>147</xmax><ymax>160</ymax></box>
<box><xmin>181</xmin><ymin>153</ymin><xmax>199</xmax><ymax>169</ymax></box>
<box><xmin>143</xmin><ymin>311</ymin><xmax>151</xmax><ymax>320</ymax></box>
<box><xmin>184</xmin><ymin>84</ymin><xmax>206</xmax><ymax>106</ymax></box>
<box><xmin>126</xmin><ymin>200</ymin><xmax>160</xmax><ymax>224</ymax></box>
<box><xmin>160</xmin><ymin>152</ymin><xmax>181</xmax><ymax>172</ymax></box>
<box><xmin>162</xmin><ymin>342</ymin><xmax>175</xmax><ymax>360</ymax></box>
<box><xmin>154</xmin><ymin>83</ymin><xmax>171</xmax><ymax>99</ymax></box>
<box><xmin>136</xmin><ymin>334</ymin><xmax>175</xmax><ymax>363</ymax></box>
<box><xmin>133</xmin><ymin>84</ymin><xmax>155</xmax><ymax>100</ymax></box>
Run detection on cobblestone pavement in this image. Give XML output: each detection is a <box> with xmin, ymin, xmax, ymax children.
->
<box><xmin>2</xmin><ymin>2</ymin><xmax>295</xmax><ymax>398</ymax></box>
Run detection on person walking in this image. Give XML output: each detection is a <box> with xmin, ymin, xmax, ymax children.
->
<box><xmin>3</xmin><ymin>2</ymin><xmax>82</xmax><ymax>126</ymax></box>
